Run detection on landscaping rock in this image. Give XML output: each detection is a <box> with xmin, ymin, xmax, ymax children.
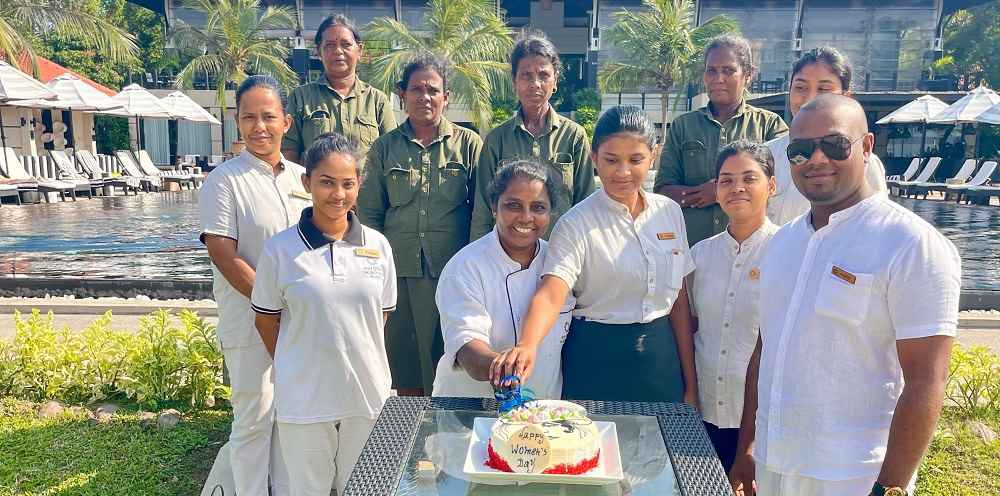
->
<box><xmin>37</xmin><ymin>400</ymin><xmax>65</xmax><ymax>418</ymax></box>
<box><xmin>139</xmin><ymin>411</ymin><xmax>157</xmax><ymax>429</ymax></box>
<box><xmin>157</xmin><ymin>409</ymin><xmax>182</xmax><ymax>429</ymax></box>
<box><xmin>964</xmin><ymin>419</ymin><xmax>998</xmax><ymax>444</ymax></box>
<box><xmin>94</xmin><ymin>403</ymin><xmax>119</xmax><ymax>416</ymax></box>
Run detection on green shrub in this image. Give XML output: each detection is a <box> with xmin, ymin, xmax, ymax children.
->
<box><xmin>0</xmin><ymin>309</ymin><xmax>226</xmax><ymax>409</ymax></box>
<box><xmin>572</xmin><ymin>88</ymin><xmax>601</xmax><ymax>110</ymax></box>
<box><xmin>946</xmin><ymin>345</ymin><xmax>1000</xmax><ymax>418</ymax></box>
<box><xmin>574</xmin><ymin>106</ymin><xmax>599</xmax><ymax>139</ymax></box>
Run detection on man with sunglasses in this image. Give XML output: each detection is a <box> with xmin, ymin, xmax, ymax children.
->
<box><xmin>729</xmin><ymin>94</ymin><xmax>960</xmax><ymax>496</ymax></box>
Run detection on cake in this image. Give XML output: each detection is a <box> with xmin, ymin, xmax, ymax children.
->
<box><xmin>484</xmin><ymin>401</ymin><xmax>601</xmax><ymax>475</ymax></box>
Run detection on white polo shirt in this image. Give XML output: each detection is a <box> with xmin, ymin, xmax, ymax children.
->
<box><xmin>199</xmin><ymin>150</ymin><xmax>310</xmax><ymax>348</ymax></box>
<box><xmin>766</xmin><ymin>134</ymin><xmax>889</xmax><ymax>225</ymax></box>
<box><xmin>688</xmin><ymin>220</ymin><xmax>778</xmax><ymax>429</ymax></box>
<box><xmin>755</xmin><ymin>194</ymin><xmax>961</xmax><ymax>480</ymax></box>
<box><xmin>545</xmin><ymin>188</ymin><xmax>695</xmax><ymax>324</ymax></box>
<box><xmin>251</xmin><ymin>209</ymin><xmax>397</xmax><ymax>423</ymax></box>
<box><xmin>431</xmin><ymin>229</ymin><xmax>575</xmax><ymax>400</ymax></box>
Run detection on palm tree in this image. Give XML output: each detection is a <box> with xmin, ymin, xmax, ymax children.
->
<box><xmin>365</xmin><ymin>0</ymin><xmax>513</xmax><ymax>132</ymax></box>
<box><xmin>598</xmin><ymin>0</ymin><xmax>739</xmax><ymax>142</ymax></box>
<box><xmin>0</xmin><ymin>0</ymin><xmax>138</xmax><ymax>74</ymax></box>
<box><xmin>170</xmin><ymin>0</ymin><xmax>298</xmax><ymax>139</ymax></box>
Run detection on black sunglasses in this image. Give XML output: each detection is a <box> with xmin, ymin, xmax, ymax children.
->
<box><xmin>786</xmin><ymin>134</ymin><xmax>865</xmax><ymax>166</ymax></box>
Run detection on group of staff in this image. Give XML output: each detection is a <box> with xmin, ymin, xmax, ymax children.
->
<box><xmin>199</xmin><ymin>13</ymin><xmax>961</xmax><ymax>496</ymax></box>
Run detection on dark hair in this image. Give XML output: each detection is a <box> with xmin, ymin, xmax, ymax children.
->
<box><xmin>704</xmin><ymin>34</ymin><xmax>755</xmax><ymax>76</ymax></box>
<box><xmin>487</xmin><ymin>159</ymin><xmax>563</xmax><ymax>212</ymax></box>
<box><xmin>397</xmin><ymin>53</ymin><xmax>451</xmax><ymax>92</ymax></box>
<box><xmin>715</xmin><ymin>139</ymin><xmax>774</xmax><ymax>178</ymax></box>
<box><xmin>591</xmin><ymin>105</ymin><xmax>656</xmax><ymax>152</ymax></box>
<box><xmin>510</xmin><ymin>32</ymin><xmax>562</xmax><ymax>78</ymax></box>
<box><xmin>315</xmin><ymin>14</ymin><xmax>362</xmax><ymax>48</ymax></box>
<box><xmin>792</xmin><ymin>46</ymin><xmax>853</xmax><ymax>92</ymax></box>
<box><xmin>302</xmin><ymin>132</ymin><xmax>363</xmax><ymax>177</ymax></box>
<box><xmin>235</xmin><ymin>75</ymin><xmax>286</xmax><ymax>112</ymax></box>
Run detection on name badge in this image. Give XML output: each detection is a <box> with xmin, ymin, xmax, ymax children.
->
<box><xmin>749</xmin><ymin>268</ymin><xmax>760</xmax><ymax>281</ymax></box>
<box><xmin>657</xmin><ymin>232</ymin><xmax>676</xmax><ymax>241</ymax></box>
<box><xmin>291</xmin><ymin>191</ymin><xmax>312</xmax><ymax>201</ymax></box>
<box><xmin>831</xmin><ymin>265</ymin><xmax>857</xmax><ymax>285</ymax></box>
<box><xmin>355</xmin><ymin>248</ymin><xmax>380</xmax><ymax>258</ymax></box>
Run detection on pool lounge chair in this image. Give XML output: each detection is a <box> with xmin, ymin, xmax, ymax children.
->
<box><xmin>73</xmin><ymin>149</ymin><xmax>141</xmax><ymax>195</ymax></box>
<box><xmin>894</xmin><ymin>157</ymin><xmax>942</xmax><ymax>197</ymax></box>
<box><xmin>1</xmin><ymin>147</ymin><xmax>77</xmax><ymax>202</ymax></box>
<box><xmin>886</xmin><ymin>157</ymin><xmax>924</xmax><ymax>188</ymax></box>
<box><xmin>909</xmin><ymin>159</ymin><xmax>979</xmax><ymax>199</ymax></box>
<box><xmin>0</xmin><ymin>183</ymin><xmax>19</xmax><ymax>205</ymax></box>
<box><xmin>948</xmin><ymin>161</ymin><xmax>997</xmax><ymax>204</ymax></box>
<box><xmin>113</xmin><ymin>150</ymin><xmax>162</xmax><ymax>192</ymax></box>
<box><xmin>133</xmin><ymin>149</ymin><xmax>198</xmax><ymax>189</ymax></box>
<box><xmin>47</xmin><ymin>150</ymin><xmax>101</xmax><ymax>199</ymax></box>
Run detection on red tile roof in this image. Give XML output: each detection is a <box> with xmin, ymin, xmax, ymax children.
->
<box><xmin>18</xmin><ymin>56</ymin><xmax>118</xmax><ymax>97</ymax></box>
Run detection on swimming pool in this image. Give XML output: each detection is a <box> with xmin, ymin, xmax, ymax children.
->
<box><xmin>1</xmin><ymin>190</ymin><xmax>998</xmax><ymax>290</ymax></box>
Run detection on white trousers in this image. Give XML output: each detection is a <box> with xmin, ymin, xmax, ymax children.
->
<box><xmin>756</xmin><ymin>466</ymin><xmax>917</xmax><ymax>496</ymax></box>
<box><xmin>223</xmin><ymin>340</ymin><xmax>289</xmax><ymax>496</ymax></box>
<box><xmin>278</xmin><ymin>417</ymin><xmax>377</xmax><ymax>496</ymax></box>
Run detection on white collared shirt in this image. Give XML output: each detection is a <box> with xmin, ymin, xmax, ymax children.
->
<box><xmin>431</xmin><ymin>229</ymin><xmax>574</xmax><ymax>400</ymax></box>
<box><xmin>251</xmin><ymin>209</ymin><xmax>397</xmax><ymax>423</ymax></box>
<box><xmin>766</xmin><ymin>134</ymin><xmax>889</xmax><ymax>225</ymax></box>
<box><xmin>544</xmin><ymin>188</ymin><xmax>695</xmax><ymax>324</ymax></box>
<box><xmin>755</xmin><ymin>195</ymin><xmax>961</xmax><ymax>480</ymax></box>
<box><xmin>199</xmin><ymin>150</ymin><xmax>310</xmax><ymax>347</ymax></box>
<box><xmin>688</xmin><ymin>220</ymin><xmax>778</xmax><ymax>428</ymax></box>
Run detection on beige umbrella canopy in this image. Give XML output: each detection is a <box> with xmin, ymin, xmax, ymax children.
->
<box><xmin>928</xmin><ymin>86</ymin><xmax>1000</xmax><ymax>124</ymax></box>
<box><xmin>97</xmin><ymin>83</ymin><xmax>176</xmax><ymax>118</ymax></box>
<box><xmin>876</xmin><ymin>95</ymin><xmax>950</xmax><ymax>124</ymax></box>
<box><xmin>976</xmin><ymin>101</ymin><xmax>1000</xmax><ymax>125</ymax></box>
<box><xmin>0</xmin><ymin>61</ymin><xmax>56</xmax><ymax>102</ymax></box>
<box><xmin>160</xmin><ymin>91</ymin><xmax>222</xmax><ymax>125</ymax></box>
<box><xmin>7</xmin><ymin>74</ymin><xmax>122</xmax><ymax>111</ymax></box>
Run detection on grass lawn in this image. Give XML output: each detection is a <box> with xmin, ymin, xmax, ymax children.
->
<box><xmin>918</xmin><ymin>411</ymin><xmax>1000</xmax><ymax>495</ymax></box>
<box><xmin>0</xmin><ymin>398</ymin><xmax>231</xmax><ymax>496</ymax></box>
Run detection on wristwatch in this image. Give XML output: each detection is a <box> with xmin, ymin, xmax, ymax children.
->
<box><xmin>872</xmin><ymin>482</ymin><xmax>907</xmax><ymax>496</ymax></box>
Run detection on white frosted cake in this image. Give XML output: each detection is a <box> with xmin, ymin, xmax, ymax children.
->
<box><xmin>485</xmin><ymin>401</ymin><xmax>601</xmax><ymax>475</ymax></box>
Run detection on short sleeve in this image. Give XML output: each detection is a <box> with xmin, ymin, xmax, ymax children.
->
<box><xmin>655</xmin><ymin>120</ymin><xmax>684</xmax><ymax>190</ymax></box>
<box><xmin>381</xmin><ymin>240</ymin><xmax>398</xmax><ymax>312</ymax></box>
<box><xmin>282</xmin><ymin>89</ymin><xmax>304</xmax><ymax>153</ymax></box>
<box><xmin>250</xmin><ymin>242</ymin><xmax>284</xmax><ymax>315</ymax></box>
<box><xmin>542</xmin><ymin>215</ymin><xmax>586</xmax><ymax>290</ymax></box>
<box><xmin>766</xmin><ymin>113</ymin><xmax>789</xmax><ymax>141</ymax></box>
<box><xmin>888</xmin><ymin>229</ymin><xmax>961</xmax><ymax>340</ymax></box>
<box><xmin>199</xmin><ymin>172</ymin><xmax>238</xmax><ymax>242</ymax></box>
<box><xmin>435</xmin><ymin>262</ymin><xmax>493</xmax><ymax>356</ymax></box>
<box><xmin>686</xmin><ymin>243</ymin><xmax>705</xmax><ymax>318</ymax></box>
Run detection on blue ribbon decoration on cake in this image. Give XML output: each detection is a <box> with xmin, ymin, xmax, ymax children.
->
<box><xmin>494</xmin><ymin>375</ymin><xmax>536</xmax><ymax>413</ymax></box>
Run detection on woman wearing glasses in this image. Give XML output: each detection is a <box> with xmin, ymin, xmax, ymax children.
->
<box><xmin>432</xmin><ymin>159</ymin><xmax>574</xmax><ymax>399</ymax></box>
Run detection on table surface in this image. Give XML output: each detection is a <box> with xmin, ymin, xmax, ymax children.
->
<box><xmin>343</xmin><ymin>397</ymin><xmax>734</xmax><ymax>496</ymax></box>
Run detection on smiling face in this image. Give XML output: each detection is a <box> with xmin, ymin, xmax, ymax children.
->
<box><xmin>401</xmin><ymin>68</ymin><xmax>448</xmax><ymax>128</ymax></box>
<box><xmin>493</xmin><ymin>175</ymin><xmax>551</xmax><ymax>255</ymax></box>
<box><xmin>789</xmin><ymin>62</ymin><xmax>847</xmax><ymax>116</ymax></box>
<box><xmin>716</xmin><ymin>153</ymin><xmax>775</xmax><ymax>223</ymax></box>
<box><xmin>237</xmin><ymin>86</ymin><xmax>291</xmax><ymax>160</ymax></box>
<box><xmin>318</xmin><ymin>25</ymin><xmax>362</xmax><ymax>80</ymax></box>
<box><xmin>704</xmin><ymin>48</ymin><xmax>751</xmax><ymax>109</ymax></box>
<box><xmin>592</xmin><ymin>133</ymin><xmax>656</xmax><ymax>205</ymax></box>
<box><xmin>514</xmin><ymin>55</ymin><xmax>557</xmax><ymax>110</ymax></box>
<box><xmin>789</xmin><ymin>104</ymin><xmax>872</xmax><ymax>207</ymax></box>
<box><xmin>302</xmin><ymin>152</ymin><xmax>360</xmax><ymax>221</ymax></box>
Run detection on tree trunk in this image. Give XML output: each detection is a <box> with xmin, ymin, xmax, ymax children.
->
<box><xmin>660</xmin><ymin>91</ymin><xmax>670</xmax><ymax>145</ymax></box>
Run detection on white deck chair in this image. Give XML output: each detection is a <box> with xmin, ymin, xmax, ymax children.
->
<box><xmin>74</xmin><ymin>149</ymin><xmax>140</xmax><ymax>195</ymax></box>
<box><xmin>910</xmin><ymin>159</ymin><xmax>979</xmax><ymax>198</ymax></box>
<box><xmin>1</xmin><ymin>147</ymin><xmax>76</xmax><ymax>201</ymax></box>
<box><xmin>894</xmin><ymin>157</ymin><xmax>942</xmax><ymax>197</ymax></box>
<box><xmin>114</xmin><ymin>150</ymin><xmax>162</xmax><ymax>191</ymax></box>
<box><xmin>886</xmin><ymin>157</ymin><xmax>924</xmax><ymax>186</ymax></box>
<box><xmin>49</xmin><ymin>150</ymin><xmax>102</xmax><ymax>198</ymax></box>
<box><xmin>949</xmin><ymin>161</ymin><xmax>997</xmax><ymax>203</ymax></box>
<box><xmin>134</xmin><ymin>150</ymin><xmax>196</xmax><ymax>189</ymax></box>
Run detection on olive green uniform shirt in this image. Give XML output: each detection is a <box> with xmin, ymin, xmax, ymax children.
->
<box><xmin>357</xmin><ymin>118</ymin><xmax>483</xmax><ymax>278</ymax></box>
<box><xmin>470</xmin><ymin>107</ymin><xmax>595</xmax><ymax>241</ymax></box>
<box><xmin>654</xmin><ymin>100</ymin><xmax>787</xmax><ymax>244</ymax></box>
<box><xmin>283</xmin><ymin>77</ymin><xmax>397</xmax><ymax>156</ymax></box>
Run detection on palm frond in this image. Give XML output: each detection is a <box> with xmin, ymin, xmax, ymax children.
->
<box><xmin>8</xmin><ymin>1</ymin><xmax>139</xmax><ymax>65</ymax></box>
<box><xmin>0</xmin><ymin>16</ymin><xmax>34</xmax><ymax>72</ymax></box>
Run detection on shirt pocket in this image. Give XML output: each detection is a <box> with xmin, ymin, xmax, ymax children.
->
<box><xmin>663</xmin><ymin>245</ymin><xmax>687</xmax><ymax>290</ymax></box>
<box><xmin>437</xmin><ymin>161</ymin><xmax>470</xmax><ymax>204</ymax></box>
<box><xmin>354</xmin><ymin>113</ymin><xmax>379</xmax><ymax>149</ymax></box>
<box><xmin>814</xmin><ymin>262</ymin><xmax>875</xmax><ymax>327</ymax></box>
<box><xmin>550</xmin><ymin>152</ymin><xmax>575</xmax><ymax>208</ymax></box>
<box><xmin>680</xmin><ymin>140</ymin><xmax>710</xmax><ymax>184</ymax></box>
<box><xmin>305</xmin><ymin>109</ymin><xmax>332</xmax><ymax>143</ymax></box>
<box><xmin>385</xmin><ymin>165</ymin><xmax>417</xmax><ymax>207</ymax></box>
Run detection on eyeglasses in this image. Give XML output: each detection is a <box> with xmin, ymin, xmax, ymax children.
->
<box><xmin>786</xmin><ymin>134</ymin><xmax>865</xmax><ymax>166</ymax></box>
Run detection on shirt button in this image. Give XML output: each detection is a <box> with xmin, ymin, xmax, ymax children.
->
<box><xmin>717</xmin><ymin>376</ymin><xmax>723</xmax><ymax>381</ymax></box>
<box><xmin>419</xmin><ymin>210</ymin><xmax>427</xmax><ymax>216</ymax></box>
<box><xmin>723</xmin><ymin>323</ymin><xmax>730</xmax><ymax>328</ymax></box>
<box><xmin>715</xmin><ymin>219</ymin><xmax>721</xmax><ymax>225</ymax></box>
<box><xmin>735</xmin><ymin>262</ymin><xmax>743</xmax><ymax>268</ymax></box>
<box><xmin>721</xmin><ymin>350</ymin><xmax>727</xmax><ymax>355</ymax></box>
<box><xmin>718</xmin><ymin>401</ymin><xmax>724</xmax><ymax>406</ymax></box>
<box><xmin>419</xmin><ymin>233</ymin><xmax>425</xmax><ymax>238</ymax></box>
<box><xmin>728</xmin><ymin>292</ymin><xmax>735</xmax><ymax>298</ymax></box>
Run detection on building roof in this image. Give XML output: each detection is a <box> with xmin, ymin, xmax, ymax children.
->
<box><xmin>18</xmin><ymin>56</ymin><xmax>118</xmax><ymax>97</ymax></box>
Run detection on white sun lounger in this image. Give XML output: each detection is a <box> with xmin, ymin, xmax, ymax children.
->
<box><xmin>1</xmin><ymin>147</ymin><xmax>77</xmax><ymax>202</ymax></box>
<box><xmin>74</xmin><ymin>149</ymin><xmax>141</xmax><ymax>195</ymax></box>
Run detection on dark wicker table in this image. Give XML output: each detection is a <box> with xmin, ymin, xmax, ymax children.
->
<box><xmin>343</xmin><ymin>397</ymin><xmax>733</xmax><ymax>496</ymax></box>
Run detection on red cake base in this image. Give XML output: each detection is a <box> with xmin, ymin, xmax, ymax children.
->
<box><xmin>484</xmin><ymin>439</ymin><xmax>601</xmax><ymax>475</ymax></box>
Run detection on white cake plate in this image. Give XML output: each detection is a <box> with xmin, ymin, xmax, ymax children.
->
<box><xmin>462</xmin><ymin>417</ymin><xmax>625</xmax><ymax>486</ymax></box>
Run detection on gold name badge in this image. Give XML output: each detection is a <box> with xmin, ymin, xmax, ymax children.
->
<box><xmin>749</xmin><ymin>268</ymin><xmax>760</xmax><ymax>280</ymax></box>
<box><xmin>831</xmin><ymin>265</ymin><xmax>857</xmax><ymax>285</ymax></box>
<box><xmin>355</xmin><ymin>248</ymin><xmax>380</xmax><ymax>258</ymax></box>
<box><xmin>657</xmin><ymin>232</ymin><xmax>676</xmax><ymax>240</ymax></box>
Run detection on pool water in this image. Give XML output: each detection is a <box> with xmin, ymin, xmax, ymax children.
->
<box><xmin>1</xmin><ymin>191</ymin><xmax>998</xmax><ymax>290</ymax></box>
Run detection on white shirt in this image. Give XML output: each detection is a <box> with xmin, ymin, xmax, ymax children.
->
<box><xmin>755</xmin><ymin>195</ymin><xmax>961</xmax><ymax>480</ymax></box>
<box><xmin>431</xmin><ymin>229</ymin><xmax>574</xmax><ymax>399</ymax></box>
<box><xmin>545</xmin><ymin>188</ymin><xmax>695</xmax><ymax>324</ymax></box>
<box><xmin>199</xmin><ymin>151</ymin><xmax>310</xmax><ymax>347</ymax></box>
<box><xmin>688</xmin><ymin>220</ymin><xmax>778</xmax><ymax>428</ymax></box>
<box><xmin>766</xmin><ymin>134</ymin><xmax>889</xmax><ymax>225</ymax></box>
<box><xmin>251</xmin><ymin>209</ymin><xmax>397</xmax><ymax>423</ymax></box>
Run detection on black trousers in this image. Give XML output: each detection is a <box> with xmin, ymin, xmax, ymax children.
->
<box><xmin>704</xmin><ymin>421</ymin><xmax>740</xmax><ymax>473</ymax></box>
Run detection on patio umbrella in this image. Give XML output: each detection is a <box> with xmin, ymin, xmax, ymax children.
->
<box><xmin>876</xmin><ymin>95</ymin><xmax>951</xmax><ymax>156</ymax></box>
<box><xmin>94</xmin><ymin>83</ymin><xmax>177</xmax><ymax>150</ymax></box>
<box><xmin>9</xmin><ymin>74</ymin><xmax>122</xmax><ymax>111</ymax></box>
<box><xmin>0</xmin><ymin>61</ymin><xmax>57</xmax><ymax>173</ymax></box>
<box><xmin>928</xmin><ymin>85</ymin><xmax>1000</xmax><ymax>124</ymax></box>
<box><xmin>977</xmin><ymin>101</ymin><xmax>1000</xmax><ymax>125</ymax></box>
<box><xmin>159</xmin><ymin>91</ymin><xmax>221</xmax><ymax>125</ymax></box>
